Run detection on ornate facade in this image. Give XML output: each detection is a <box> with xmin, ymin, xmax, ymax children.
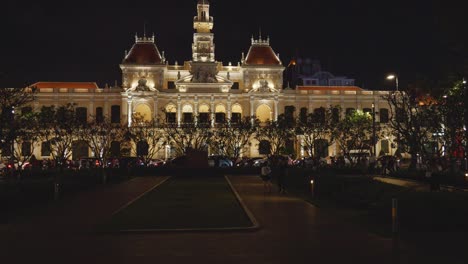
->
<box><xmin>27</xmin><ymin>0</ymin><xmax>395</xmax><ymax>160</ymax></box>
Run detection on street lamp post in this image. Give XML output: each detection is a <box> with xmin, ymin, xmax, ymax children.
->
<box><xmin>387</xmin><ymin>74</ymin><xmax>399</xmax><ymax>91</ymax></box>
<box><xmin>372</xmin><ymin>103</ymin><xmax>377</xmax><ymax>158</ymax></box>
<box><xmin>463</xmin><ymin>78</ymin><xmax>467</xmax><ymax>170</ymax></box>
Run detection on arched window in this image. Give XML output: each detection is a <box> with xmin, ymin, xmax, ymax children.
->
<box><xmin>199</xmin><ymin>104</ymin><xmax>210</xmax><ymax>124</ymax></box>
<box><xmin>21</xmin><ymin>142</ymin><xmax>31</xmax><ymax>156</ymax></box>
<box><xmin>165</xmin><ymin>104</ymin><xmax>177</xmax><ymax>123</ymax></box>
<box><xmin>332</xmin><ymin>108</ymin><xmax>340</xmax><ymax>123</ymax></box>
<box><xmin>314</xmin><ymin>139</ymin><xmax>329</xmax><ymax>158</ymax></box>
<box><xmin>259</xmin><ymin>140</ymin><xmax>271</xmax><ymax>155</ymax></box>
<box><xmin>231</xmin><ymin>104</ymin><xmax>242</xmax><ymax>123</ymax></box>
<box><xmin>215</xmin><ymin>104</ymin><xmax>226</xmax><ymax>123</ymax></box>
<box><xmin>111</xmin><ymin>105</ymin><xmax>120</xmax><ymax>123</ymax></box>
<box><xmin>41</xmin><ymin>141</ymin><xmax>51</xmax><ymax>156</ymax></box>
<box><xmin>284</xmin><ymin>105</ymin><xmax>295</xmax><ymax>123</ymax></box>
<box><xmin>95</xmin><ymin>107</ymin><xmax>103</xmax><ymax>123</ymax></box>
<box><xmin>110</xmin><ymin>141</ymin><xmax>121</xmax><ymax>157</ymax></box>
<box><xmin>346</xmin><ymin>108</ymin><xmax>355</xmax><ymax>117</ymax></box>
<box><xmin>76</xmin><ymin>107</ymin><xmax>87</xmax><ymax>124</ymax></box>
<box><xmin>182</xmin><ymin>104</ymin><xmax>193</xmax><ymax>123</ymax></box>
<box><xmin>21</xmin><ymin>107</ymin><xmax>32</xmax><ymax>114</ymax></box>
<box><xmin>72</xmin><ymin>140</ymin><xmax>88</xmax><ymax>160</ymax></box>
<box><xmin>299</xmin><ymin>107</ymin><xmax>307</xmax><ymax>123</ymax></box>
<box><xmin>380</xmin><ymin>108</ymin><xmax>389</xmax><ymax>123</ymax></box>
<box><xmin>137</xmin><ymin>140</ymin><xmax>149</xmax><ymax>156</ymax></box>
<box><xmin>313</xmin><ymin>108</ymin><xmax>325</xmax><ymax>124</ymax></box>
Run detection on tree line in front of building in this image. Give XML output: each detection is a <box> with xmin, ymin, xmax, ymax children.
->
<box><xmin>0</xmin><ymin>80</ymin><xmax>466</xmax><ymax>172</ymax></box>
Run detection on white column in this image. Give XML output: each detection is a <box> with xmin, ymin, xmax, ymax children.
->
<box><xmin>250</xmin><ymin>95</ymin><xmax>254</xmax><ymax>125</ymax></box>
<box><xmin>153</xmin><ymin>95</ymin><xmax>158</xmax><ymax>121</ymax></box>
<box><xmin>177</xmin><ymin>94</ymin><xmax>181</xmax><ymax>127</ymax></box>
<box><xmin>89</xmin><ymin>100</ymin><xmax>94</xmax><ymax>123</ymax></box>
<box><xmin>210</xmin><ymin>94</ymin><xmax>215</xmax><ymax>127</ymax></box>
<box><xmin>194</xmin><ymin>95</ymin><xmax>199</xmax><ymax>125</ymax></box>
<box><xmin>227</xmin><ymin>94</ymin><xmax>232</xmax><ymax>125</ymax></box>
<box><xmin>274</xmin><ymin>95</ymin><xmax>279</xmax><ymax>121</ymax></box>
<box><xmin>127</xmin><ymin>96</ymin><xmax>133</xmax><ymax>127</ymax></box>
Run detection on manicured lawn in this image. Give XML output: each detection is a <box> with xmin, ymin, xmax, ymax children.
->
<box><xmin>100</xmin><ymin>176</ymin><xmax>254</xmax><ymax>231</ymax></box>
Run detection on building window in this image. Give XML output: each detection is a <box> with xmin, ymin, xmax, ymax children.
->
<box><xmin>72</xmin><ymin>140</ymin><xmax>88</xmax><ymax>160</ymax></box>
<box><xmin>299</xmin><ymin>107</ymin><xmax>307</xmax><ymax>123</ymax></box>
<box><xmin>21</xmin><ymin>142</ymin><xmax>31</xmax><ymax>156</ymax></box>
<box><xmin>168</xmin><ymin>81</ymin><xmax>176</xmax><ymax>89</ymax></box>
<box><xmin>166</xmin><ymin>112</ymin><xmax>176</xmax><ymax>123</ymax></box>
<box><xmin>215</xmin><ymin>112</ymin><xmax>226</xmax><ymax>123</ymax></box>
<box><xmin>381</xmin><ymin>139</ymin><xmax>389</xmax><ymax>154</ymax></box>
<box><xmin>346</xmin><ymin>108</ymin><xmax>355</xmax><ymax>117</ymax></box>
<box><xmin>41</xmin><ymin>141</ymin><xmax>51</xmax><ymax>156</ymax></box>
<box><xmin>259</xmin><ymin>140</ymin><xmax>271</xmax><ymax>155</ymax></box>
<box><xmin>231</xmin><ymin>113</ymin><xmax>241</xmax><ymax>123</ymax></box>
<box><xmin>363</xmin><ymin>108</ymin><xmax>372</xmax><ymax>115</ymax></box>
<box><xmin>183</xmin><ymin>113</ymin><xmax>193</xmax><ymax>123</ymax></box>
<box><xmin>110</xmin><ymin>141</ymin><xmax>121</xmax><ymax>157</ymax></box>
<box><xmin>76</xmin><ymin>107</ymin><xmax>87</xmax><ymax>124</ymax></box>
<box><xmin>314</xmin><ymin>139</ymin><xmax>329</xmax><ymax>158</ymax></box>
<box><xmin>396</xmin><ymin>108</ymin><xmax>405</xmax><ymax>123</ymax></box>
<box><xmin>96</xmin><ymin>107</ymin><xmax>103</xmax><ymax>123</ymax></box>
<box><xmin>284</xmin><ymin>105</ymin><xmax>295</xmax><ymax>124</ymax></box>
<box><xmin>137</xmin><ymin>141</ymin><xmax>149</xmax><ymax>156</ymax></box>
<box><xmin>313</xmin><ymin>108</ymin><xmax>325</xmax><ymax>124</ymax></box>
<box><xmin>232</xmin><ymin>82</ymin><xmax>239</xmax><ymax>89</ymax></box>
<box><xmin>1</xmin><ymin>143</ymin><xmax>12</xmax><ymax>156</ymax></box>
<box><xmin>22</xmin><ymin>107</ymin><xmax>32</xmax><ymax>114</ymax></box>
<box><xmin>111</xmin><ymin>105</ymin><xmax>120</xmax><ymax>124</ymax></box>
<box><xmin>332</xmin><ymin>108</ymin><xmax>340</xmax><ymax>123</ymax></box>
<box><xmin>199</xmin><ymin>113</ymin><xmax>209</xmax><ymax>124</ymax></box>
<box><xmin>380</xmin><ymin>108</ymin><xmax>389</xmax><ymax>123</ymax></box>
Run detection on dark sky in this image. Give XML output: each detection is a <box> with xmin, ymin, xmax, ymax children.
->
<box><xmin>1</xmin><ymin>0</ymin><xmax>467</xmax><ymax>90</ymax></box>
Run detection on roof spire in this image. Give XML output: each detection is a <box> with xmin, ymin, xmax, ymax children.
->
<box><xmin>259</xmin><ymin>27</ymin><xmax>262</xmax><ymax>40</ymax></box>
<box><xmin>143</xmin><ymin>22</ymin><xmax>146</xmax><ymax>37</ymax></box>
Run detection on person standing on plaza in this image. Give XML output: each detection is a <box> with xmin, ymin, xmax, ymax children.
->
<box><xmin>260</xmin><ymin>161</ymin><xmax>272</xmax><ymax>193</ymax></box>
<box><xmin>277</xmin><ymin>158</ymin><xmax>288</xmax><ymax>194</ymax></box>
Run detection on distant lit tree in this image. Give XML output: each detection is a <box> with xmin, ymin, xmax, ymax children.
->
<box><xmin>78</xmin><ymin>115</ymin><xmax>126</xmax><ymax>167</ymax></box>
<box><xmin>161</xmin><ymin>115</ymin><xmax>213</xmax><ymax>156</ymax></box>
<box><xmin>37</xmin><ymin>104</ymin><xmax>80</xmax><ymax>167</ymax></box>
<box><xmin>383</xmin><ymin>91</ymin><xmax>440</xmax><ymax>169</ymax></box>
<box><xmin>127</xmin><ymin>114</ymin><xmax>166</xmax><ymax>164</ymax></box>
<box><xmin>331</xmin><ymin>109</ymin><xmax>378</xmax><ymax>166</ymax></box>
<box><xmin>255</xmin><ymin>114</ymin><xmax>294</xmax><ymax>156</ymax></box>
<box><xmin>211</xmin><ymin>116</ymin><xmax>258</xmax><ymax>160</ymax></box>
<box><xmin>436</xmin><ymin>80</ymin><xmax>466</xmax><ymax>168</ymax></box>
<box><xmin>296</xmin><ymin>106</ymin><xmax>335</xmax><ymax>157</ymax></box>
<box><xmin>0</xmin><ymin>87</ymin><xmax>36</xmax><ymax>157</ymax></box>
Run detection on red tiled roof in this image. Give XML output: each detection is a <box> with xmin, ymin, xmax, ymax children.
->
<box><xmin>31</xmin><ymin>82</ymin><xmax>99</xmax><ymax>89</ymax></box>
<box><xmin>297</xmin><ymin>86</ymin><xmax>363</xmax><ymax>91</ymax></box>
<box><xmin>122</xmin><ymin>43</ymin><xmax>163</xmax><ymax>64</ymax></box>
<box><xmin>245</xmin><ymin>46</ymin><xmax>281</xmax><ymax>65</ymax></box>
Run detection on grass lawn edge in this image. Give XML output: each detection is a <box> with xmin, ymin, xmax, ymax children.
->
<box><xmin>101</xmin><ymin>175</ymin><xmax>260</xmax><ymax>233</ymax></box>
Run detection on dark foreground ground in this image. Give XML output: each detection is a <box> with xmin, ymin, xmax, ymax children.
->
<box><xmin>0</xmin><ymin>175</ymin><xmax>466</xmax><ymax>264</ymax></box>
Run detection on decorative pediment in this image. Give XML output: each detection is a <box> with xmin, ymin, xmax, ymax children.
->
<box><xmin>249</xmin><ymin>79</ymin><xmax>279</xmax><ymax>93</ymax></box>
<box><xmin>175</xmin><ymin>74</ymin><xmax>233</xmax><ymax>93</ymax></box>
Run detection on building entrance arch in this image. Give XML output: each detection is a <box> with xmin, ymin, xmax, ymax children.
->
<box><xmin>256</xmin><ymin>104</ymin><xmax>271</xmax><ymax>122</ymax></box>
<box><xmin>134</xmin><ymin>104</ymin><xmax>152</xmax><ymax>121</ymax></box>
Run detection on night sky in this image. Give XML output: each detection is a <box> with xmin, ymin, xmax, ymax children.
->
<box><xmin>1</xmin><ymin>0</ymin><xmax>467</xmax><ymax>90</ymax></box>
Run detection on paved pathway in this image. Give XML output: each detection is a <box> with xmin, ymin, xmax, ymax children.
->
<box><xmin>0</xmin><ymin>175</ymin><xmax>465</xmax><ymax>263</ymax></box>
<box><xmin>374</xmin><ymin>176</ymin><xmax>430</xmax><ymax>191</ymax></box>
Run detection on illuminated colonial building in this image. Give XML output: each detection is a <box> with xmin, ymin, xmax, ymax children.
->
<box><xmin>26</xmin><ymin>0</ymin><xmax>395</xmax><ymax>160</ymax></box>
